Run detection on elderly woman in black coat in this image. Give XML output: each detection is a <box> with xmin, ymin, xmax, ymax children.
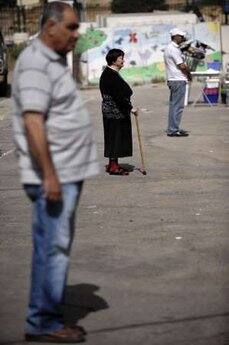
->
<box><xmin>99</xmin><ymin>48</ymin><xmax>138</xmax><ymax>175</ymax></box>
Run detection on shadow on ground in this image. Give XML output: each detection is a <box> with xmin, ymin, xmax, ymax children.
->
<box><xmin>64</xmin><ymin>283</ymin><xmax>109</xmax><ymax>327</ymax></box>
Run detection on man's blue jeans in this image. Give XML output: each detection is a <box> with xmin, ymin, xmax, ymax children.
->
<box><xmin>167</xmin><ymin>80</ymin><xmax>186</xmax><ymax>134</ymax></box>
<box><xmin>24</xmin><ymin>182</ymin><xmax>83</xmax><ymax>335</ymax></box>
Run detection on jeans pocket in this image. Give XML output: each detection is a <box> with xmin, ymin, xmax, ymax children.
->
<box><xmin>24</xmin><ymin>184</ymin><xmax>42</xmax><ymax>202</ymax></box>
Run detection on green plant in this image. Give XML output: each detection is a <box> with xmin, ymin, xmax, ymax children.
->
<box><xmin>88</xmin><ymin>1</ymin><xmax>100</xmax><ymax>8</ymax></box>
<box><xmin>111</xmin><ymin>0</ymin><xmax>166</xmax><ymax>13</ymax></box>
<box><xmin>0</xmin><ymin>0</ymin><xmax>16</xmax><ymax>7</ymax></box>
<box><xmin>8</xmin><ymin>42</ymin><xmax>27</xmax><ymax>62</ymax></box>
<box><xmin>197</xmin><ymin>0</ymin><xmax>222</xmax><ymax>4</ymax></box>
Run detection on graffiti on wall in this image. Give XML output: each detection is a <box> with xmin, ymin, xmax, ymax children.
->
<box><xmin>75</xmin><ymin>23</ymin><xmax>221</xmax><ymax>84</ymax></box>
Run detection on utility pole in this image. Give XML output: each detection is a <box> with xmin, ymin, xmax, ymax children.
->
<box><xmin>73</xmin><ymin>0</ymin><xmax>83</xmax><ymax>21</ymax></box>
<box><xmin>72</xmin><ymin>0</ymin><xmax>86</xmax><ymax>83</ymax></box>
<box><xmin>223</xmin><ymin>0</ymin><xmax>229</xmax><ymax>25</ymax></box>
<box><xmin>17</xmin><ymin>0</ymin><xmax>26</xmax><ymax>32</ymax></box>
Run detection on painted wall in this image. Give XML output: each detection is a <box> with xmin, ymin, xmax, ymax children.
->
<box><xmin>75</xmin><ymin>22</ymin><xmax>221</xmax><ymax>85</ymax></box>
<box><xmin>221</xmin><ymin>25</ymin><xmax>229</xmax><ymax>72</ymax></box>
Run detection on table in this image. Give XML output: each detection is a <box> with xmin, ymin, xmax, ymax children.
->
<box><xmin>188</xmin><ymin>69</ymin><xmax>221</xmax><ymax>107</ymax></box>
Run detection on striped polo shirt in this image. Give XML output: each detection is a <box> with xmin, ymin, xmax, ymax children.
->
<box><xmin>12</xmin><ymin>38</ymin><xmax>99</xmax><ymax>184</ymax></box>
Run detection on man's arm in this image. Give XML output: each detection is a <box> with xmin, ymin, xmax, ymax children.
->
<box><xmin>178</xmin><ymin>63</ymin><xmax>192</xmax><ymax>81</ymax></box>
<box><xmin>24</xmin><ymin>112</ymin><xmax>62</xmax><ymax>201</ymax></box>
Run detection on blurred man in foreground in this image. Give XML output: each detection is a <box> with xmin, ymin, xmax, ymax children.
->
<box><xmin>164</xmin><ymin>28</ymin><xmax>192</xmax><ymax>137</ymax></box>
<box><xmin>12</xmin><ymin>1</ymin><xmax>99</xmax><ymax>342</ymax></box>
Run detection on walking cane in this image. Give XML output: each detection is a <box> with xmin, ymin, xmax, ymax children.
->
<box><xmin>134</xmin><ymin>111</ymin><xmax>147</xmax><ymax>175</ymax></box>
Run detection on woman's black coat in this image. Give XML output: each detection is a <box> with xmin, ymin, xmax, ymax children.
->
<box><xmin>99</xmin><ymin>66</ymin><xmax>133</xmax><ymax>158</ymax></box>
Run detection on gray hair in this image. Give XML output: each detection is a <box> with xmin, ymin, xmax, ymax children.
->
<box><xmin>40</xmin><ymin>1</ymin><xmax>72</xmax><ymax>28</ymax></box>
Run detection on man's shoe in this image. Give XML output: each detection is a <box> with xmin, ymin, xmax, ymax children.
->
<box><xmin>179</xmin><ymin>129</ymin><xmax>189</xmax><ymax>135</ymax></box>
<box><xmin>71</xmin><ymin>324</ymin><xmax>87</xmax><ymax>335</ymax></box>
<box><xmin>25</xmin><ymin>326</ymin><xmax>85</xmax><ymax>343</ymax></box>
<box><xmin>167</xmin><ymin>131</ymin><xmax>189</xmax><ymax>137</ymax></box>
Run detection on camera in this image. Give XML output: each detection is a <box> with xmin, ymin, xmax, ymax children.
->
<box><xmin>180</xmin><ymin>40</ymin><xmax>215</xmax><ymax>71</ymax></box>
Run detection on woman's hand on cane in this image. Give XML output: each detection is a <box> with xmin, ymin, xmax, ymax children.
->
<box><xmin>131</xmin><ymin>107</ymin><xmax>139</xmax><ymax>116</ymax></box>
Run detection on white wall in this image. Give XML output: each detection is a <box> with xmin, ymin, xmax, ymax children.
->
<box><xmin>17</xmin><ymin>0</ymin><xmax>39</xmax><ymax>5</ymax></box>
<box><xmin>97</xmin><ymin>12</ymin><xmax>198</xmax><ymax>28</ymax></box>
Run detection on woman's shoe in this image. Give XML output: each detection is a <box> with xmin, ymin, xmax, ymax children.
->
<box><xmin>109</xmin><ymin>167</ymin><xmax>129</xmax><ymax>175</ymax></box>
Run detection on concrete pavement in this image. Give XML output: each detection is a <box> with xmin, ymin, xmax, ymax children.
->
<box><xmin>0</xmin><ymin>83</ymin><xmax>229</xmax><ymax>345</ymax></box>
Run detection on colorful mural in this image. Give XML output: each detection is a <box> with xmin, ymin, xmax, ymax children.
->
<box><xmin>76</xmin><ymin>28</ymin><xmax>107</xmax><ymax>54</ymax></box>
<box><xmin>75</xmin><ymin>23</ymin><xmax>221</xmax><ymax>85</ymax></box>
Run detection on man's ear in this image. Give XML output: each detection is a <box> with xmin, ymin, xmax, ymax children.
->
<box><xmin>44</xmin><ymin>19</ymin><xmax>57</xmax><ymax>36</ymax></box>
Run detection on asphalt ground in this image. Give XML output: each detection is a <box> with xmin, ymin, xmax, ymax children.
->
<box><xmin>0</xmin><ymin>83</ymin><xmax>229</xmax><ymax>345</ymax></box>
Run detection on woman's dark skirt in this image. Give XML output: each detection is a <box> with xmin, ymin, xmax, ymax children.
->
<box><xmin>103</xmin><ymin>116</ymin><xmax>133</xmax><ymax>158</ymax></box>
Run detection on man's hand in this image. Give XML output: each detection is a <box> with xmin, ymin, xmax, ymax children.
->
<box><xmin>43</xmin><ymin>173</ymin><xmax>62</xmax><ymax>201</ymax></box>
<box><xmin>178</xmin><ymin>63</ymin><xmax>192</xmax><ymax>81</ymax></box>
<box><xmin>187</xmin><ymin>73</ymin><xmax>192</xmax><ymax>82</ymax></box>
